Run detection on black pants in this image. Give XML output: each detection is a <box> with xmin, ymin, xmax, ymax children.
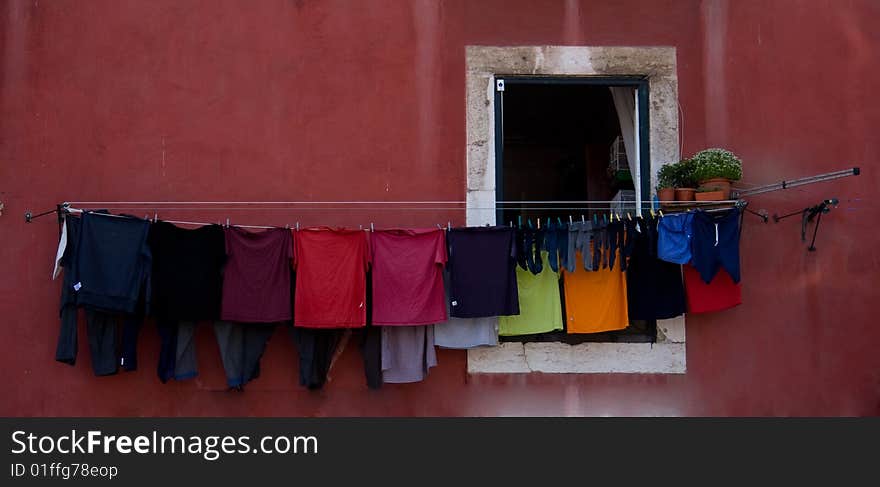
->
<box><xmin>290</xmin><ymin>326</ymin><xmax>343</xmax><ymax>390</ymax></box>
<box><xmin>55</xmin><ymin>305</ymin><xmax>79</xmax><ymax>366</ymax></box>
<box><xmin>84</xmin><ymin>309</ymin><xmax>143</xmax><ymax>376</ymax></box>
<box><xmin>157</xmin><ymin>319</ymin><xmax>200</xmax><ymax>383</ymax></box>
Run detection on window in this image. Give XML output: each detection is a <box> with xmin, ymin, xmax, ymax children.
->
<box><xmin>465</xmin><ymin>46</ymin><xmax>685</xmax><ymax>374</ymax></box>
<box><xmin>494</xmin><ymin>76</ymin><xmax>654</xmax><ymax>344</ymax></box>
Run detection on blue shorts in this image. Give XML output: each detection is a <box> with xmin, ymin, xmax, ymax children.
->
<box><xmin>657</xmin><ymin>213</ymin><xmax>694</xmax><ymax>265</ymax></box>
<box><xmin>690</xmin><ymin>209</ymin><xmax>741</xmax><ymax>284</ymax></box>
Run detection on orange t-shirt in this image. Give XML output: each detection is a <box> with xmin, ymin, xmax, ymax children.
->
<box><xmin>562</xmin><ymin>251</ymin><xmax>629</xmax><ymax>333</ymax></box>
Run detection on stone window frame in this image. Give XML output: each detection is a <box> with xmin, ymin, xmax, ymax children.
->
<box><xmin>464</xmin><ymin>46</ymin><xmax>685</xmax><ymax>374</ymax></box>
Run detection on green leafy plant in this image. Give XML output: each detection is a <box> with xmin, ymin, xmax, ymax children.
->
<box><xmin>656</xmin><ymin>163</ymin><xmax>677</xmax><ymax>189</ymax></box>
<box><xmin>673</xmin><ymin>158</ymin><xmax>698</xmax><ymax>188</ymax></box>
<box><xmin>691</xmin><ymin>148</ymin><xmax>743</xmax><ymax>181</ymax></box>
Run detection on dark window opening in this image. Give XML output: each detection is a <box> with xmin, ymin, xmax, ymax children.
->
<box><xmin>495</xmin><ymin>77</ymin><xmax>655</xmax><ymax>344</ymax></box>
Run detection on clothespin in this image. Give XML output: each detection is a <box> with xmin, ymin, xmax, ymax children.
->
<box><xmin>592</xmin><ymin>214</ymin><xmax>596</xmax><ymax>225</ymax></box>
<box><xmin>581</xmin><ymin>214</ymin><xmax>586</xmax><ymax>223</ymax></box>
<box><xmin>626</xmin><ymin>212</ymin><xmax>632</xmax><ymax>221</ymax></box>
<box><xmin>650</xmin><ymin>208</ymin><xmax>656</xmax><ymax>218</ymax></box>
<box><xmin>285</xmin><ymin>223</ymin><xmax>290</xmax><ymax>229</ymax></box>
<box><xmin>536</xmin><ymin>218</ymin><xmax>540</xmax><ymax>230</ymax></box>
<box><xmin>153</xmin><ymin>212</ymin><xmax>158</xmax><ymax>223</ymax></box>
<box><xmin>527</xmin><ymin>218</ymin><xmax>533</xmax><ymax>229</ymax></box>
<box><xmin>370</xmin><ymin>222</ymin><xmax>374</xmax><ymax>232</ymax></box>
<box><xmin>225</xmin><ymin>218</ymin><xmax>230</xmax><ymax>228</ymax></box>
<box><xmin>557</xmin><ymin>217</ymin><xmax>563</xmax><ymax>226</ymax></box>
<box><xmin>447</xmin><ymin>221</ymin><xmax>451</xmax><ymax>230</ymax></box>
<box><xmin>438</xmin><ymin>223</ymin><xmax>443</xmax><ymax>229</ymax></box>
<box><xmin>359</xmin><ymin>224</ymin><xmax>363</xmax><ymax>230</ymax></box>
<box><xmin>603</xmin><ymin>213</ymin><xmax>608</xmax><ymax>224</ymax></box>
<box><xmin>569</xmin><ymin>215</ymin><xmax>573</xmax><ymax>224</ymax></box>
<box><xmin>518</xmin><ymin>216</ymin><xmax>522</xmax><ymax>229</ymax></box>
<box><xmin>296</xmin><ymin>221</ymin><xmax>300</xmax><ymax>231</ymax></box>
<box><xmin>658</xmin><ymin>210</ymin><xmax>664</xmax><ymax>218</ymax></box>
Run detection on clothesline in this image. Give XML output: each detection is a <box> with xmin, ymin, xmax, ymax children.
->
<box><xmin>59</xmin><ymin>201</ymin><xmax>743</xmax><ymax>233</ymax></box>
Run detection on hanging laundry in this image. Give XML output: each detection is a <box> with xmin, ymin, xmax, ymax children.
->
<box><xmin>149</xmin><ymin>222</ymin><xmax>226</xmax><ymax>383</ymax></box>
<box><xmin>565</xmin><ymin>220</ymin><xmax>594</xmax><ymax>272</ymax></box>
<box><xmin>690</xmin><ymin>208</ymin><xmax>742</xmax><ymax>284</ymax></box>
<box><xmin>84</xmin><ymin>308</ymin><xmax>144</xmax><ymax>375</ymax></box>
<box><xmin>221</xmin><ymin>227</ymin><xmax>293</xmax><ymax>323</ymax></box>
<box><xmin>499</xmin><ymin>251</ymin><xmax>563</xmax><ymax>336</ymax></box>
<box><xmin>290</xmin><ymin>326</ymin><xmax>344</xmax><ymax>390</ymax></box>
<box><xmin>683</xmin><ymin>264</ymin><xmax>742</xmax><ymax>313</ymax></box>
<box><xmin>562</xmin><ymin>250</ymin><xmax>629</xmax><ymax>334</ymax></box>
<box><xmin>370</xmin><ymin>228</ymin><xmax>447</xmax><ymax>325</ymax></box>
<box><xmin>359</xmin><ymin>272</ymin><xmax>382</xmax><ymax>389</ymax></box>
<box><xmin>542</xmin><ymin>220</ymin><xmax>568</xmax><ymax>273</ymax></box>
<box><xmin>70</xmin><ymin>212</ymin><xmax>151</xmax><ymax>375</ymax></box>
<box><xmin>381</xmin><ymin>325</ymin><xmax>437</xmax><ymax>383</ymax></box>
<box><xmin>515</xmin><ymin>227</ymin><xmax>544</xmax><ymax>275</ymax></box>
<box><xmin>657</xmin><ymin>212</ymin><xmax>695</xmax><ymax>265</ymax></box>
<box><xmin>52</xmin><ymin>216</ymin><xmax>69</xmax><ymax>280</ymax></box>
<box><xmin>149</xmin><ymin>222</ymin><xmax>225</xmax><ymax>321</ymax></box>
<box><xmin>55</xmin><ymin>215</ymin><xmax>81</xmax><ymax>366</ymax></box>
<box><xmin>446</xmin><ymin>226</ymin><xmax>519</xmax><ymax>318</ymax></box>
<box><xmin>213</xmin><ymin>321</ymin><xmax>276</xmax><ymax>389</ymax></box>
<box><xmin>625</xmin><ymin>217</ymin><xmax>686</xmax><ymax>320</ymax></box>
<box><xmin>293</xmin><ymin>227</ymin><xmax>370</xmax><ymax>328</ymax></box>
<box><xmin>74</xmin><ymin>212</ymin><xmax>152</xmax><ymax>314</ymax></box>
<box><xmin>434</xmin><ymin>269</ymin><xmax>498</xmax><ymax>348</ymax></box>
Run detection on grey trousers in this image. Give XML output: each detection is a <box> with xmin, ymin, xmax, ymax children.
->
<box><xmin>213</xmin><ymin>321</ymin><xmax>277</xmax><ymax>388</ymax></box>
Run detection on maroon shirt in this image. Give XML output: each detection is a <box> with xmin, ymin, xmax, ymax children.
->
<box><xmin>220</xmin><ymin>227</ymin><xmax>293</xmax><ymax>323</ymax></box>
<box><xmin>370</xmin><ymin>229</ymin><xmax>448</xmax><ymax>325</ymax></box>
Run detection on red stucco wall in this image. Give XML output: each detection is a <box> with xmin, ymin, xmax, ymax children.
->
<box><xmin>1</xmin><ymin>0</ymin><xmax>877</xmax><ymax>416</ymax></box>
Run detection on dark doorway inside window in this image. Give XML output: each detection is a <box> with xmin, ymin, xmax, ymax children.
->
<box><xmin>498</xmin><ymin>82</ymin><xmax>630</xmax><ymax>226</ymax></box>
<box><xmin>495</xmin><ymin>77</ymin><xmax>656</xmax><ymax>344</ymax></box>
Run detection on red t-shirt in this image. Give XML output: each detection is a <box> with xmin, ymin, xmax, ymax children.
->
<box><xmin>370</xmin><ymin>229</ymin><xmax>448</xmax><ymax>325</ymax></box>
<box><xmin>293</xmin><ymin>228</ymin><xmax>371</xmax><ymax>328</ymax></box>
<box><xmin>683</xmin><ymin>264</ymin><xmax>741</xmax><ymax>313</ymax></box>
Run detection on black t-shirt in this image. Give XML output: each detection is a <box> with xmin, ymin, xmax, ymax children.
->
<box><xmin>625</xmin><ymin>217</ymin><xmax>686</xmax><ymax>320</ymax></box>
<box><xmin>148</xmin><ymin>222</ymin><xmax>226</xmax><ymax>321</ymax></box>
<box><xmin>446</xmin><ymin>226</ymin><xmax>519</xmax><ymax>318</ymax></box>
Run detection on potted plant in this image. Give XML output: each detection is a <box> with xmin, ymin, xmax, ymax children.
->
<box><xmin>691</xmin><ymin>148</ymin><xmax>742</xmax><ymax>199</ymax></box>
<box><xmin>656</xmin><ymin>163</ymin><xmax>676</xmax><ymax>202</ymax></box>
<box><xmin>673</xmin><ymin>158</ymin><xmax>697</xmax><ymax>201</ymax></box>
<box><xmin>695</xmin><ymin>187</ymin><xmax>724</xmax><ymax>201</ymax></box>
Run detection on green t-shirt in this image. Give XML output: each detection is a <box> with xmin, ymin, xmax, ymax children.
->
<box><xmin>498</xmin><ymin>251</ymin><xmax>563</xmax><ymax>336</ymax></box>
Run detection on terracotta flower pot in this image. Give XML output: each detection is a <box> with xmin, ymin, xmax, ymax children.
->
<box><xmin>675</xmin><ymin>187</ymin><xmax>696</xmax><ymax>201</ymax></box>
<box><xmin>695</xmin><ymin>190</ymin><xmax>724</xmax><ymax>201</ymax></box>
<box><xmin>657</xmin><ymin>187</ymin><xmax>675</xmax><ymax>202</ymax></box>
<box><xmin>699</xmin><ymin>178</ymin><xmax>732</xmax><ymax>199</ymax></box>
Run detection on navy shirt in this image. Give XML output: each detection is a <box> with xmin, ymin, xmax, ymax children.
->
<box><xmin>446</xmin><ymin>226</ymin><xmax>519</xmax><ymax>318</ymax></box>
<box><xmin>74</xmin><ymin>212</ymin><xmax>152</xmax><ymax>314</ymax></box>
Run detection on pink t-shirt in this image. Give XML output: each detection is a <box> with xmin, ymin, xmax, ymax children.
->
<box><xmin>220</xmin><ymin>227</ymin><xmax>293</xmax><ymax>323</ymax></box>
<box><xmin>370</xmin><ymin>229</ymin><xmax>448</xmax><ymax>325</ymax></box>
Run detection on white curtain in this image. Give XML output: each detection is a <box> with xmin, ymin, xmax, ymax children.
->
<box><xmin>609</xmin><ymin>87</ymin><xmax>642</xmax><ymax>216</ymax></box>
